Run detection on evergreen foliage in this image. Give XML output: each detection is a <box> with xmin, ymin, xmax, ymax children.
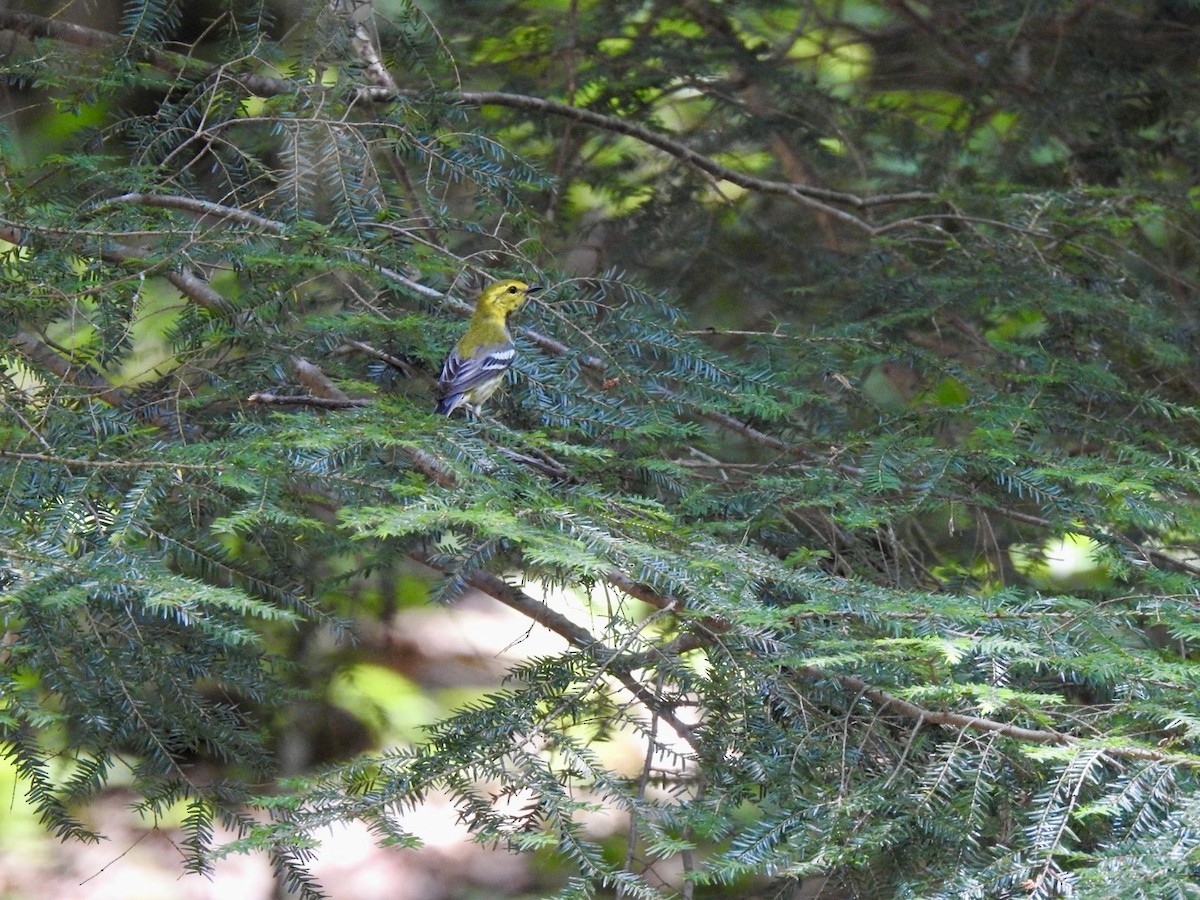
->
<box><xmin>3</xmin><ymin>0</ymin><xmax>1200</xmax><ymax>896</ymax></box>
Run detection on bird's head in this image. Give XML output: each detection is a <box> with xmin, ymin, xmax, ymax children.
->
<box><xmin>477</xmin><ymin>279</ymin><xmax>541</xmax><ymax>318</ymax></box>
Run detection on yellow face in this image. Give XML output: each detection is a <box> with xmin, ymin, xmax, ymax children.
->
<box><xmin>478</xmin><ymin>279</ymin><xmax>540</xmax><ymax>317</ymax></box>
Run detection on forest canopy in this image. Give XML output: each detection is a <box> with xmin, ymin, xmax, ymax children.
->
<box><xmin>3</xmin><ymin>1</ymin><xmax>1200</xmax><ymax>897</ymax></box>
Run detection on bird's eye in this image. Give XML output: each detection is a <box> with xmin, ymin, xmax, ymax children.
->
<box><xmin>508</xmin><ymin>286</ymin><xmax>518</xmax><ymax>293</ymax></box>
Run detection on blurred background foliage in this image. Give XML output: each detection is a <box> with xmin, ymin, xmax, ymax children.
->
<box><xmin>4</xmin><ymin>0</ymin><xmax>1200</xmax><ymax>897</ymax></box>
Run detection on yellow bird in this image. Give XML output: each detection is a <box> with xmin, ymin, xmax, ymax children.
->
<box><xmin>434</xmin><ymin>279</ymin><xmax>541</xmax><ymax>416</ymax></box>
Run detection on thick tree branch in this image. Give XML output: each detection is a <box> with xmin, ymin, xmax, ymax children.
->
<box><xmin>245</xmin><ymin>356</ymin><xmax>369</xmax><ymax>408</ymax></box>
<box><xmin>291</xmin><ymin>357</ymin><xmax>352</xmax><ymax>402</ymax></box>
<box><xmin>406</xmin><ymin>448</ymin><xmax>458</xmax><ymax>488</ymax></box>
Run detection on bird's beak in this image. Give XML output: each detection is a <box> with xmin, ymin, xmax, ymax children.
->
<box><xmin>526</xmin><ymin>284</ymin><xmax>543</xmax><ymax>293</ymax></box>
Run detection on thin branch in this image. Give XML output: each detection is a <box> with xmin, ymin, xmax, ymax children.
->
<box><xmin>821</xmin><ymin>668</ymin><xmax>1069</xmax><ymax>745</ymax></box>
<box><xmin>158</xmin><ymin>265</ymin><xmax>232</xmax><ymax>314</ymax></box>
<box><xmin>246</xmin><ymin>393</ymin><xmax>370</xmax><ymax>408</ymax></box>
<box><xmin>94</xmin><ymin>191</ymin><xmax>871</xmax><ymax>468</ymax></box>
<box><xmin>12</xmin><ymin>331</ymin><xmax>131</xmax><ymax>408</ymax></box>
<box><xmin>613</xmin><ymin>668</ymin><xmax>697</xmax><ymax>747</ymax></box>
<box><xmin>600</xmin><ymin>563</ymin><xmax>1200</xmax><ymax>767</ymax></box>
<box><xmin>696</xmin><ymin>407</ymin><xmax>865</xmax><ymax>477</ymax></box>
<box><xmin>0</xmin><ymin>449</ymin><xmax>211</xmax><ymax>471</ymax></box>
<box><xmin>96</xmin><ymin>192</ymin><xmax>286</xmax><ymax>233</ymax></box>
<box><xmin>336</xmin><ymin>338</ymin><xmax>429</xmax><ymax>383</ymax></box>
<box><xmin>409</xmin><ymin>552</ymin><xmax>700</xmax><ymax>750</ymax></box>
<box><xmin>604</xmin><ymin>568</ymin><xmax>682</xmax><ymax>611</ymax></box>
<box><xmin>805</xmin><ymin>667</ymin><xmax>1200</xmax><ymax>767</ymax></box>
<box><xmin>453</xmin><ymin>91</ymin><xmax>936</xmax><ymax>229</ymax></box>
<box><xmin>621</xmin><ymin>669</ymin><xmax>660</xmax><ymax>897</ymax></box>
<box><xmin>964</xmin><ymin>496</ymin><xmax>1200</xmax><ymax>581</ymax></box>
<box><xmin>0</xmin><ymin>221</ymin><xmax>231</xmax><ymax>313</ymax></box>
<box><xmin>0</xmin><ymin>10</ymin><xmax>292</xmax><ymax>98</ymax></box>
<box><xmin>0</xmin><ymin>11</ymin><xmax>936</xmax><ymax>229</ymax></box>
<box><xmin>97</xmin><ymin>193</ymin><xmax>437</xmax><ymax>299</ymax></box>
<box><xmin>461</xmin><ymin>566</ymin><xmax>605</xmax><ymax>652</ymax></box>
<box><xmin>0</xmin><ymin>10</ymin><xmax>119</xmax><ymax>51</ymax></box>
<box><xmin>494</xmin><ymin>446</ymin><xmax>576</xmax><ymax>481</ymax></box>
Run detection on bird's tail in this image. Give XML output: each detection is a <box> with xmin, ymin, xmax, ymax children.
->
<box><xmin>434</xmin><ymin>393</ymin><xmax>462</xmax><ymax>416</ymax></box>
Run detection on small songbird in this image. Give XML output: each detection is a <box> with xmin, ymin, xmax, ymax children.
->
<box><xmin>434</xmin><ymin>279</ymin><xmax>541</xmax><ymax>416</ymax></box>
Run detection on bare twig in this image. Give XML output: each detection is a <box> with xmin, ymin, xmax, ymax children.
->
<box><xmin>0</xmin><ymin>449</ymin><xmax>210</xmax><ymax>471</ymax></box>
<box><xmin>97</xmin><ymin>193</ymin><xmax>436</xmax><ymax>299</ymax></box>
<box><xmin>246</xmin><ymin>392</ymin><xmax>370</xmax><ymax>408</ymax></box>
<box><xmin>336</xmin><ymin>338</ymin><xmax>429</xmax><ymax>382</ymax></box>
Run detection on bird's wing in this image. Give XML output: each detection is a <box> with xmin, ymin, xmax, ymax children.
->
<box><xmin>438</xmin><ymin>340</ymin><xmax>515</xmax><ymax>396</ymax></box>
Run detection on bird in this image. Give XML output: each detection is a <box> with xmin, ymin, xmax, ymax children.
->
<box><xmin>434</xmin><ymin>279</ymin><xmax>541</xmax><ymax>416</ymax></box>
